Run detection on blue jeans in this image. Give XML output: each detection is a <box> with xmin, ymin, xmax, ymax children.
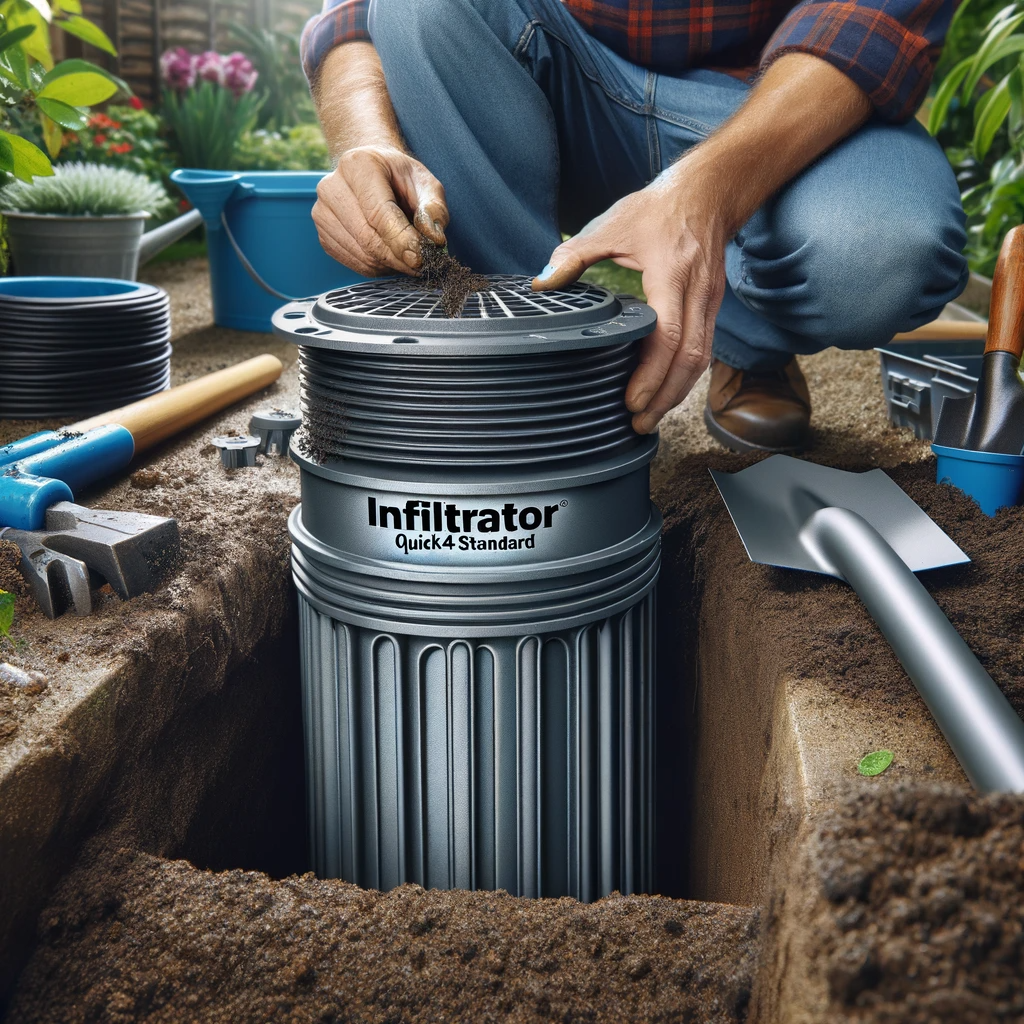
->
<box><xmin>367</xmin><ymin>0</ymin><xmax>968</xmax><ymax>370</ymax></box>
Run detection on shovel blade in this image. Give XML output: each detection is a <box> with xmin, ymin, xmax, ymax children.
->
<box><xmin>710</xmin><ymin>455</ymin><xmax>969</xmax><ymax>576</ymax></box>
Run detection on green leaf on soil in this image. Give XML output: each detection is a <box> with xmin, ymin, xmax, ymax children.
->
<box><xmin>0</xmin><ymin>590</ymin><xmax>14</xmax><ymax>639</ymax></box>
<box><xmin>857</xmin><ymin>749</ymin><xmax>894</xmax><ymax>777</ymax></box>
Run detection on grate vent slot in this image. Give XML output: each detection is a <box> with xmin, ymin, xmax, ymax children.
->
<box><xmin>320</xmin><ymin>276</ymin><xmax>609</xmax><ymax>322</ymax></box>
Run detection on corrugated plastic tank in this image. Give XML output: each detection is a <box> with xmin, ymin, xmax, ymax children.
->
<box><xmin>274</xmin><ymin>276</ymin><xmax>661</xmax><ymax>901</ymax></box>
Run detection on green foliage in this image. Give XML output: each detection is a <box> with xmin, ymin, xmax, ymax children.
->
<box><xmin>58</xmin><ymin>104</ymin><xmax>175</xmax><ymax>184</ymax></box>
<box><xmin>930</xmin><ymin>0</ymin><xmax>1024</xmax><ymax>272</ymax></box>
<box><xmin>961</xmin><ymin>152</ymin><xmax>1024</xmax><ymax>273</ymax></box>
<box><xmin>930</xmin><ymin>0</ymin><xmax>1024</xmax><ymax>159</ymax></box>
<box><xmin>0</xmin><ymin>0</ymin><xmax>128</xmax><ymax>182</ymax></box>
<box><xmin>0</xmin><ymin>590</ymin><xmax>13</xmax><ymax>639</ymax></box>
<box><xmin>161</xmin><ymin>79</ymin><xmax>262</xmax><ymax>170</ymax></box>
<box><xmin>580</xmin><ymin>259</ymin><xmax>645</xmax><ymax>299</ymax></box>
<box><xmin>234</xmin><ymin>124</ymin><xmax>330</xmax><ymax>171</ymax></box>
<box><xmin>0</xmin><ymin>161</ymin><xmax>173</xmax><ymax>215</ymax></box>
<box><xmin>857</xmin><ymin>749</ymin><xmax>894</xmax><ymax>777</ymax></box>
<box><xmin>227</xmin><ymin>22</ymin><xmax>314</xmax><ymax>131</ymax></box>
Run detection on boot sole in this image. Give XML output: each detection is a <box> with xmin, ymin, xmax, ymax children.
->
<box><xmin>703</xmin><ymin>404</ymin><xmax>810</xmax><ymax>454</ymax></box>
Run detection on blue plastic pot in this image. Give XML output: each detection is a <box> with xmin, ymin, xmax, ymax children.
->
<box><xmin>170</xmin><ymin>169</ymin><xmax>362</xmax><ymax>333</ymax></box>
<box><xmin>932</xmin><ymin>443</ymin><xmax>1024</xmax><ymax>516</ymax></box>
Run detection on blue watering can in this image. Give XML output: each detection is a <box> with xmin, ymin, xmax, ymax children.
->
<box><xmin>171</xmin><ymin>169</ymin><xmax>362</xmax><ymax>333</ymax></box>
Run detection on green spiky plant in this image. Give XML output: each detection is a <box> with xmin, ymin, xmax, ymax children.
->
<box><xmin>0</xmin><ymin>161</ymin><xmax>173</xmax><ymax>216</ymax></box>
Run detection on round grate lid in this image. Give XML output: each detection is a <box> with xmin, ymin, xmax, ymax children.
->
<box><xmin>273</xmin><ymin>274</ymin><xmax>656</xmax><ymax>355</ymax></box>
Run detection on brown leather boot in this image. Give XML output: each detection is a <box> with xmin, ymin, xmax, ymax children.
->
<box><xmin>704</xmin><ymin>357</ymin><xmax>811</xmax><ymax>453</ymax></box>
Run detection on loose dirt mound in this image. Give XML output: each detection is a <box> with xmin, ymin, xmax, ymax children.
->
<box><xmin>760</xmin><ymin>783</ymin><xmax>1024</xmax><ymax>1023</ymax></box>
<box><xmin>7</xmin><ymin>848</ymin><xmax>760</xmax><ymax>1024</ymax></box>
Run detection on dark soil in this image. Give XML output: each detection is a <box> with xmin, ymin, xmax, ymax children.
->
<box><xmin>6</xmin><ymin>848</ymin><xmax>760</xmax><ymax>1024</ymax></box>
<box><xmin>417</xmin><ymin>238</ymin><xmax>488</xmax><ymax>316</ymax></box>
<box><xmin>767</xmin><ymin>783</ymin><xmax>1024</xmax><ymax>1022</ymax></box>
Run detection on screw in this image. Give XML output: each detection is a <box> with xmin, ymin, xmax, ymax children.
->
<box><xmin>211</xmin><ymin>434</ymin><xmax>261</xmax><ymax>469</ymax></box>
<box><xmin>248</xmin><ymin>408</ymin><xmax>302</xmax><ymax>456</ymax></box>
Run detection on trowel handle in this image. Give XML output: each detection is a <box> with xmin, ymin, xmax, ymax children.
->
<box><xmin>804</xmin><ymin>506</ymin><xmax>1024</xmax><ymax>793</ymax></box>
<box><xmin>986</xmin><ymin>225</ymin><xmax>1024</xmax><ymax>359</ymax></box>
<box><xmin>71</xmin><ymin>354</ymin><xmax>283</xmax><ymax>454</ymax></box>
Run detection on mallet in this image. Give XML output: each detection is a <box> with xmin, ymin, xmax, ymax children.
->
<box><xmin>0</xmin><ymin>354</ymin><xmax>283</xmax><ymax>531</ymax></box>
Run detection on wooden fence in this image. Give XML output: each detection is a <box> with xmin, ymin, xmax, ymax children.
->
<box><xmin>61</xmin><ymin>0</ymin><xmax>321</xmax><ymax>101</ymax></box>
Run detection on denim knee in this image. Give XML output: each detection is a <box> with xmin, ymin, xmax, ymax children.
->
<box><xmin>369</xmin><ymin>0</ymin><xmax>499</xmax><ymax>63</ymax></box>
<box><xmin>370</xmin><ymin>0</ymin><xmax>459</xmax><ymax>62</ymax></box>
<box><xmin>732</xmin><ymin>204</ymin><xmax>968</xmax><ymax>349</ymax></box>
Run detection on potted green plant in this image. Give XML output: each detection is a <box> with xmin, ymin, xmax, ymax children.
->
<box><xmin>0</xmin><ymin>162</ymin><xmax>202</xmax><ymax>278</ymax></box>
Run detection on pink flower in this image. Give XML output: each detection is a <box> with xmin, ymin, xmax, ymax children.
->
<box><xmin>160</xmin><ymin>47</ymin><xmax>196</xmax><ymax>91</ymax></box>
<box><xmin>222</xmin><ymin>51</ymin><xmax>258</xmax><ymax>97</ymax></box>
<box><xmin>195</xmin><ymin>50</ymin><xmax>226</xmax><ymax>87</ymax></box>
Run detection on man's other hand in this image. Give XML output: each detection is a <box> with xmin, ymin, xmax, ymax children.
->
<box><xmin>532</xmin><ymin>164</ymin><xmax>729</xmax><ymax>435</ymax></box>
<box><xmin>313</xmin><ymin>144</ymin><xmax>449</xmax><ymax>277</ymax></box>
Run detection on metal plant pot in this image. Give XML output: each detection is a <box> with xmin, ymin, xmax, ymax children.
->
<box><xmin>2</xmin><ymin>208</ymin><xmax>203</xmax><ymax>280</ymax></box>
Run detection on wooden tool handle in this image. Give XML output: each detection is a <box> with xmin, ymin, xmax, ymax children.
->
<box><xmin>71</xmin><ymin>354</ymin><xmax>284</xmax><ymax>453</ymax></box>
<box><xmin>893</xmin><ymin>320</ymin><xmax>988</xmax><ymax>342</ymax></box>
<box><xmin>986</xmin><ymin>225</ymin><xmax>1024</xmax><ymax>358</ymax></box>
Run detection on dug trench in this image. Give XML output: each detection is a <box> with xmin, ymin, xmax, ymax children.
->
<box><xmin>0</xmin><ymin>260</ymin><xmax>1022</xmax><ymax>1022</ymax></box>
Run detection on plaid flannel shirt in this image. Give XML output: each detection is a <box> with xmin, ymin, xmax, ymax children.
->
<box><xmin>300</xmin><ymin>0</ymin><xmax>953</xmax><ymax>123</ymax></box>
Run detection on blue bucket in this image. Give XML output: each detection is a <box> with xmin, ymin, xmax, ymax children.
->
<box><xmin>932</xmin><ymin>443</ymin><xmax>1024</xmax><ymax>516</ymax></box>
<box><xmin>170</xmin><ymin>169</ymin><xmax>362</xmax><ymax>333</ymax></box>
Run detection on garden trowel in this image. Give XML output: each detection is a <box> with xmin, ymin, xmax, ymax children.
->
<box><xmin>711</xmin><ymin>455</ymin><xmax>1024</xmax><ymax>793</ymax></box>
<box><xmin>933</xmin><ymin>225</ymin><xmax>1024</xmax><ymax>454</ymax></box>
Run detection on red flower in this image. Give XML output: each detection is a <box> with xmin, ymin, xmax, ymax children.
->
<box><xmin>92</xmin><ymin>133</ymin><xmax>107</xmax><ymax>144</ymax></box>
<box><xmin>128</xmin><ymin>96</ymin><xmax>144</xmax><ymax>110</ymax></box>
<box><xmin>108</xmin><ymin>142</ymin><xmax>132</xmax><ymax>154</ymax></box>
<box><xmin>89</xmin><ymin>113</ymin><xmax>115</xmax><ymax>129</ymax></box>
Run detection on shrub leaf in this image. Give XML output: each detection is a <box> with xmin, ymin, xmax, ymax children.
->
<box><xmin>0</xmin><ymin>590</ymin><xmax>13</xmax><ymax>639</ymax></box>
<box><xmin>857</xmin><ymin>749</ymin><xmax>894</xmax><ymax>777</ymax></box>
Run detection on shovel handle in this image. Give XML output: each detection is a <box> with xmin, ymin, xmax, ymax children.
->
<box><xmin>803</xmin><ymin>506</ymin><xmax>1024</xmax><ymax>793</ymax></box>
<box><xmin>986</xmin><ymin>225</ymin><xmax>1024</xmax><ymax>359</ymax></box>
<box><xmin>71</xmin><ymin>354</ymin><xmax>283</xmax><ymax>454</ymax></box>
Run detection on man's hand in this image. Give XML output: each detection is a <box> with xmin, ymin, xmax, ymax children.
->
<box><xmin>311</xmin><ymin>41</ymin><xmax>449</xmax><ymax>276</ymax></box>
<box><xmin>313</xmin><ymin>144</ymin><xmax>448</xmax><ymax>277</ymax></box>
<box><xmin>534</xmin><ymin>165</ymin><xmax>729</xmax><ymax>435</ymax></box>
<box><xmin>534</xmin><ymin>53</ymin><xmax>872</xmax><ymax>434</ymax></box>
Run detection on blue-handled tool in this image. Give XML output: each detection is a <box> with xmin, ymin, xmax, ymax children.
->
<box><xmin>0</xmin><ymin>426</ymin><xmax>135</xmax><ymax>531</ymax></box>
<box><xmin>0</xmin><ymin>355</ymin><xmax>284</xmax><ymax>617</ymax></box>
<box><xmin>0</xmin><ymin>354</ymin><xmax>283</xmax><ymax>531</ymax></box>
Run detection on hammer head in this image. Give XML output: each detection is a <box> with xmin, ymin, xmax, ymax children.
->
<box><xmin>0</xmin><ymin>502</ymin><xmax>180</xmax><ymax>618</ymax></box>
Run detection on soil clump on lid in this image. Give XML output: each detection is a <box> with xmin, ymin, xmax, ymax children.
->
<box><xmin>417</xmin><ymin>238</ymin><xmax>488</xmax><ymax>316</ymax></box>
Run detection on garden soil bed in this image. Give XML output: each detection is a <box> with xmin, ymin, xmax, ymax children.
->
<box><xmin>1</xmin><ymin>260</ymin><xmax>1022</xmax><ymax>1021</ymax></box>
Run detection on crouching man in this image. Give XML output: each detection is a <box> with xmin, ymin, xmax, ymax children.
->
<box><xmin>302</xmin><ymin>0</ymin><xmax>967</xmax><ymax>450</ymax></box>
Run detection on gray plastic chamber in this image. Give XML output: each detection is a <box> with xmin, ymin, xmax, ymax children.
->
<box><xmin>275</xmin><ymin>276</ymin><xmax>661</xmax><ymax>900</ymax></box>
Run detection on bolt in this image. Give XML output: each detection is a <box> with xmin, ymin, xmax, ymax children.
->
<box><xmin>211</xmin><ymin>434</ymin><xmax>261</xmax><ymax>469</ymax></box>
<box><xmin>248</xmin><ymin>408</ymin><xmax>302</xmax><ymax>456</ymax></box>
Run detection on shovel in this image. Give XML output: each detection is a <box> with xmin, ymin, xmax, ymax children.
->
<box><xmin>933</xmin><ymin>225</ymin><xmax>1024</xmax><ymax>455</ymax></box>
<box><xmin>711</xmin><ymin>455</ymin><xmax>1024</xmax><ymax>793</ymax></box>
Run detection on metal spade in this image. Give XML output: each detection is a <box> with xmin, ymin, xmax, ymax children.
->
<box><xmin>711</xmin><ymin>455</ymin><xmax>1024</xmax><ymax>793</ymax></box>
<box><xmin>933</xmin><ymin>225</ymin><xmax>1024</xmax><ymax>454</ymax></box>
